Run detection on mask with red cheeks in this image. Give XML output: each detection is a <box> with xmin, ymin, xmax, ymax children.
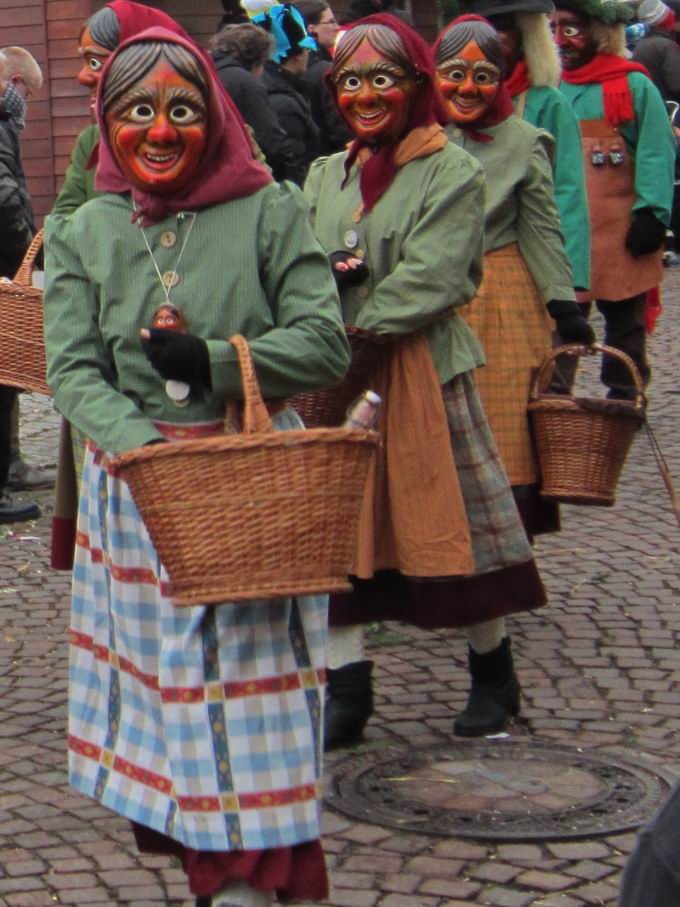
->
<box><xmin>333</xmin><ymin>39</ymin><xmax>418</xmax><ymax>145</ymax></box>
<box><xmin>436</xmin><ymin>40</ymin><xmax>500</xmax><ymax>125</ymax></box>
<box><xmin>105</xmin><ymin>60</ymin><xmax>207</xmax><ymax>194</ymax></box>
<box><xmin>78</xmin><ymin>26</ymin><xmax>112</xmax><ymax>110</ymax></box>
<box><xmin>550</xmin><ymin>10</ymin><xmax>597</xmax><ymax>71</ymax></box>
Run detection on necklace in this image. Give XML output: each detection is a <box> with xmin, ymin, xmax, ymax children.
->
<box><xmin>134</xmin><ymin>204</ymin><xmax>198</xmax><ymax>406</ymax></box>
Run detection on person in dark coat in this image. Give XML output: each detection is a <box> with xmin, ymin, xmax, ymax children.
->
<box><xmin>254</xmin><ymin>4</ymin><xmax>320</xmax><ymax>184</ymax></box>
<box><xmin>294</xmin><ymin>0</ymin><xmax>352</xmax><ymax>153</ymax></box>
<box><xmin>217</xmin><ymin>0</ymin><xmax>250</xmax><ymax>28</ymax></box>
<box><xmin>212</xmin><ymin>23</ymin><xmax>301</xmax><ymax>181</ymax></box>
<box><xmin>340</xmin><ymin>0</ymin><xmax>413</xmax><ymax>25</ymax></box>
<box><xmin>633</xmin><ymin>0</ymin><xmax>680</xmax><ymax>102</ymax></box>
<box><xmin>0</xmin><ymin>47</ymin><xmax>42</xmax><ymax>524</ymax></box>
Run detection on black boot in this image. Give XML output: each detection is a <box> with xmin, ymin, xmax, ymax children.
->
<box><xmin>324</xmin><ymin>660</ymin><xmax>373</xmax><ymax>750</ymax></box>
<box><xmin>453</xmin><ymin>638</ymin><xmax>520</xmax><ymax>737</ymax></box>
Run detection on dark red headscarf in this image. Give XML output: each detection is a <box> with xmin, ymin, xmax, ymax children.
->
<box><xmin>433</xmin><ymin>14</ymin><xmax>515</xmax><ymax>140</ymax></box>
<box><xmin>105</xmin><ymin>0</ymin><xmax>192</xmax><ymax>42</ymax></box>
<box><xmin>95</xmin><ymin>27</ymin><xmax>271</xmax><ymax>225</ymax></box>
<box><xmin>330</xmin><ymin>14</ymin><xmax>449</xmax><ymax>212</ymax></box>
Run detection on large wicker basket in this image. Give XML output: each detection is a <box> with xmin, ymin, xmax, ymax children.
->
<box><xmin>0</xmin><ymin>230</ymin><xmax>50</xmax><ymax>395</ymax></box>
<box><xmin>528</xmin><ymin>344</ymin><xmax>646</xmax><ymax>507</ymax></box>
<box><xmin>291</xmin><ymin>326</ymin><xmax>390</xmax><ymax>427</ymax></box>
<box><xmin>110</xmin><ymin>335</ymin><xmax>379</xmax><ymax>606</ymax></box>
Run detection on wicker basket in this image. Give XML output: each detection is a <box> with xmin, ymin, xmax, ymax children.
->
<box><xmin>0</xmin><ymin>229</ymin><xmax>50</xmax><ymax>396</ymax></box>
<box><xmin>110</xmin><ymin>335</ymin><xmax>379</xmax><ymax>606</ymax></box>
<box><xmin>291</xmin><ymin>326</ymin><xmax>390</xmax><ymax>427</ymax></box>
<box><xmin>528</xmin><ymin>343</ymin><xmax>646</xmax><ymax>507</ymax></box>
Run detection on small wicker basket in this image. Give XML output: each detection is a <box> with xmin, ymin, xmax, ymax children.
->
<box><xmin>528</xmin><ymin>344</ymin><xmax>646</xmax><ymax>507</ymax></box>
<box><xmin>110</xmin><ymin>335</ymin><xmax>379</xmax><ymax>606</ymax></box>
<box><xmin>291</xmin><ymin>326</ymin><xmax>390</xmax><ymax>427</ymax></box>
<box><xmin>0</xmin><ymin>229</ymin><xmax>50</xmax><ymax>396</ymax></box>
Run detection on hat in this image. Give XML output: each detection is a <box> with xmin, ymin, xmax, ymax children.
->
<box><xmin>554</xmin><ymin>0</ymin><xmax>633</xmax><ymax>22</ymax></box>
<box><xmin>638</xmin><ymin>0</ymin><xmax>674</xmax><ymax>25</ymax></box>
<box><xmin>251</xmin><ymin>3</ymin><xmax>316</xmax><ymax>61</ymax></box>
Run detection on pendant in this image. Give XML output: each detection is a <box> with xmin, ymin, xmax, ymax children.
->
<box><xmin>609</xmin><ymin>145</ymin><xmax>625</xmax><ymax>166</ymax></box>
<box><xmin>591</xmin><ymin>144</ymin><xmax>606</xmax><ymax>167</ymax></box>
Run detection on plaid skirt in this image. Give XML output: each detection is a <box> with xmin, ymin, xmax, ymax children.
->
<box><xmin>68</xmin><ymin>411</ymin><xmax>326</xmax><ymax>854</ymax></box>
<box><xmin>329</xmin><ymin>371</ymin><xmax>546</xmax><ymax>628</ymax></box>
<box><xmin>461</xmin><ymin>243</ymin><xmax>553</xmax><ymax>485</ymax></box>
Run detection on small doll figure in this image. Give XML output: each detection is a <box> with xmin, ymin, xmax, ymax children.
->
<box><xmin>150</xmin><ymin>304</ymin><xmax>190</xmax><ymax>406</ymax></box>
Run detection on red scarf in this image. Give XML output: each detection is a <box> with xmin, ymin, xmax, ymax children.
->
<box><xmin>330</xmin><ymin>14</ymin><xmax>448</xmax><ymax>212</ymax></box>
<box><xmin>95</xmin><ymin>28</ymin><xmax>271</xmax><ymax>225</ymax></box>
<box><xmin>561</xmin><ymin>53</ymin><xmax>650</xmax><ymax>128</ymax></box>
<box><xmin>505</xmin><ymin>60</ymin><xmax>531</xmax><ymax>98</ymax></box>
<box><xmin>433</xmin><ymin>14</ymin><xmax>516</xmax><ymax>143</ymax></box>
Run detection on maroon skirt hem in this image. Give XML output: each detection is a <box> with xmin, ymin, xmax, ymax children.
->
<box><xmin>132</xmin><ymin>822</ymin><xmax>329</xmax><ymax>900</ymax></box>
<box><xmin>329</xmin><ymin>559</ymin><xmax>546</xmax><ymax>628</ymax></box>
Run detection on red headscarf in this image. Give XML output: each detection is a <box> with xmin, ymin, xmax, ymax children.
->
<box><xmin>105</xmin><ymin>0</ymin><xmax>192</xmax><ymax>42</ymax></box>
<box><xmin>95</xmin><ymin>27</ymin><xmax>271</xmax><ymax>225</ymax></box>
<box><xmin>433</xmin><ymin>14</ymin><xmax>515</xmax><ymax>140</ymax></box>
<box><xmin>330</xmin><ymin>14</ymin><xmax>449</xmax><ymax>212</ymax></box>
<box><xmin>505</xmin><ymin>60</ymin><xmax>531</xmax><ymax>98</ymax></box>
<box><xmin>560</xmin><ymin>54</ymin><xmax>651</xmax><ymax>128</ymax></box>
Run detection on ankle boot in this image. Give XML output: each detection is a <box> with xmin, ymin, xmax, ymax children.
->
<box><xmin>453</xmin><ymin>638</ymin><xmax>520</xmax><ymax>737</ymax></box>
<box><xmin>324</xmin><ymin>660</ymin><xmax>374</xmax><ymax>750</ymax></box>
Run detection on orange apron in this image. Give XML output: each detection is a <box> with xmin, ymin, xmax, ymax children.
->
<box><xmin>580</xmin><ymin>118</ymin><xmax>663</xmax><ymax>302</ymax></box>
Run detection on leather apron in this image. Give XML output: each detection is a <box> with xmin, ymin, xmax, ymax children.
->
<box><xmin>580</xmin><ymin>118</ymin><xmax>663</xmax><ymax>301</ymax></box>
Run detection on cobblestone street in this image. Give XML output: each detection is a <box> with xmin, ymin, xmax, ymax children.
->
<box><xmin>2</xmin><ymin>272</ymin><xmax>680</xmax><ymax>906</ymax></box>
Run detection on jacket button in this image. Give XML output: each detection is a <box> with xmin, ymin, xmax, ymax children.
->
<box><xmin>162</xmin><ymin>270</ymin><xmax>180</xmax><ymax>288</ymax></box>
<box><xmin>160</xmin><ymin>231</ymin><xmax>177</xmax><ymax>248</ymax></box>
<box><xmin>357</xmin><ymin>286</ymin><xmax>369</xmax><ymax>299</ymax></box>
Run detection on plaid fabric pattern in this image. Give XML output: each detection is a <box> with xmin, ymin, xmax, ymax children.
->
<box><xmin>69</xmin><ymin>411</ymin><xmax>327</xmax><ymax>852</ymax></box>
<box><xmin>461</xmin><ymin>244</ymin><xmax>553</xmax><ymax>485</ymax></box>
<box><xmin>443</xmin><ymin>372</ymin><xmax>534</xmax><ymax>575</ymax></box>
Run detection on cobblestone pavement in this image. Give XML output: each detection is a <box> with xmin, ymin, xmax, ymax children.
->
<box><xmin>2</xmin><ymin>272</ymin><xmax>680</xmax><ymax>906</ymax></box>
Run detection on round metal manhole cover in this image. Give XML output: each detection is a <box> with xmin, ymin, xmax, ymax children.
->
<box><xmin>326</xmin><ymin>739</ymin><xmax>676</xmax><ymax>841</ymax></box>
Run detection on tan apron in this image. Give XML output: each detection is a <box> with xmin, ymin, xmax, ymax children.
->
<box><xmin>580</xmin><ymin>118</ymin><xmax>662</xmax><ymax>301</ymax></box>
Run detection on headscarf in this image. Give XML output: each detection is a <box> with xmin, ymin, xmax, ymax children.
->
<box><xmin>95</xmin><ymin>27</ymin><xmax>272</xmax><ymax>224</ymax></box>
<box><xmin>433</xmin><ymin>14</ymin><xmax>515</xmax><ymax>140</ymax></box>
<box><xmin>105</xmin><ymin>0</ymin><xmax>192</xmax><ymax>42</ymax></box>
<box><xmin>330</xmin><ymin>14</ymin><xmax>449</xmax><ymax>212</ymax></box>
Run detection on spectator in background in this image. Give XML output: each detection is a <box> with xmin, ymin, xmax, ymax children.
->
<box><xmin>217</xmin><ymin>0</ymin><xmax>250</xmax><ymax>27</ymax></box>
<box><xmin>0</xmin><ymin>46</ymin><xmax>42</xmax><ymax>523</ymax></box>
<box><xmin>212</xmin><ymin>23</ymin><xmax>301</xmax><ymax>181</ymax></box>
<box><xmin>341</xmin><ymin>0</ymin><xmax>413</xmax><ymax>26</ymax></box>
<box><xmin>634</xmin><ymin>0</ymin><xmax>680</xmax><ymax>102</ymax></box>
<box><xmin>294</xmin><ymin>0</ymin><xmax>352</xmax><ymax>153</ymax></box>
<box><xmin>255</xmin><ymin>4</ymin><xmax>320</xmax><ymax>185</ymax></box>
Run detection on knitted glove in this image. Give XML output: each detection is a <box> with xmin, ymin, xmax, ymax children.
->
<box><xmin>329</xmin><ymin>250</ymin><xmax>369</xmax><ymax>290</ymax></box>
<box><xmin>547</xmin><ymin>299</ymin><xmax>596</xmax><ymax>345</ymax></box>
<box><xmin>624</xmin><ymin>208</ymin><xmax>667</xmax><ymax>258</ymax></box>
<box><xmin>141</xmin><ymin>328</ymin><xmax>212</xmax><ymax>388</ymax></box>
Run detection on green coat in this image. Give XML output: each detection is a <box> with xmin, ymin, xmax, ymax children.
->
<box><xmin>445</xmin><ymin>116</ymin><xmax>575</xmax><ymax>304</ymax></box>
<box><xmin>44</xmin><ymin>183</ymin><xmax>350</xmax><ymax>454</ymax></box>
<box><xmin>52</xmin><ymin>124</ymin><xmax>101</xmax><ymax>215</ymax></box>
<box><xmin>559</xmin><ymin>73</ymin><xmax>675</xmax><ymax>224</ymax></box>
<box><xmin>304</xmin><ymin>143</ymin><xmax>486</xmax><ymax>383</ymax></box>
<box><xmin>515</xmin><ymin>85</ymin><xmax>591</xmax><ymax>290</ymax></box>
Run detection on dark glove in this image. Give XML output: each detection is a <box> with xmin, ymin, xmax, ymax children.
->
<box><xmin>141</xmin><ymin>328</ymin><xmax>211</xmax><ymax>388</ymax></box>
<box><xmin>547</xmin><ymin>299</ymin><xmax>596</xmax><ymax>345</ymax></box>
<box><xmin>624</xmin><ymin>208</ymin><xmax>667</xmax><ymax>258</ymax></box>
<box><xmin>329</xmin><ymin>250</ymin><xmax>369</xmax><ymax>290</ymax></box>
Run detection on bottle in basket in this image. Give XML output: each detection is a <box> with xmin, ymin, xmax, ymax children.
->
<box><xmin>344</xmin><ymin>390</ymin><xmax>381</xmax><ymax>429</ymax></box>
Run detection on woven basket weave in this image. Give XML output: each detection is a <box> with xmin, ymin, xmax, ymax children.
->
<box><xmin>110</xmin><ymin>334</ymin><xmax>378</xmax><ymax>606</ymax></box>
<box><xmin>0</xmin><ymin>229</ymin><xmax>50</xmax><ymax>395</ymax></box>
<box><xmin>291</xmin><ymin>326</ymin><xmax>390</xmax><ymax>427</ymax></box>
<box><xmin>528</xmin><ymin>344</ymin><xmax>645</xmax><ymax>507</ymax></box>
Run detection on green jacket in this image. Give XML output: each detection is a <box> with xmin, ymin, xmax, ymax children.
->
<box><xmin>516</xmin><ymin>86</ymin><xmax>591</xmax><ymax>290</ymax></box>
<box><xmin>445</xmin><ymin>116</ymin><xmax>575</xmax><ymax>305</ymax></box>
<box><xmin>304</xmin><ymin>143</ymin><xmax>486</xmax><ymax>383</ymax></box>
<box><xmin>52</xmin><ymin>124</ymin><xmax>101</xmax><ymax>215</ymax></box>
<box><xmin>44</xmin><ymin>183</ymin><xmax>350</xmax><ymax>454</ymax></box>
<box><xmin>559</xmin><ymin>72</ymin><xmax>675</xmax><ymax>224</ymax></box>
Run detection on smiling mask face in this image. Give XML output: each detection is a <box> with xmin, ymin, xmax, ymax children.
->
<box><xmin>333</xmin><ymin>38</ymin><xmax>418</xmax><ymax>144</ymax></box>
<box><xmin>436</xmin><ymin>39</ymin><xmax>501</xmax><ymax>125</ymax></box>
<box><xmin>105</xmin><ymin>59</ymin><xmax>208</xmax><ymax>194</ymax></box>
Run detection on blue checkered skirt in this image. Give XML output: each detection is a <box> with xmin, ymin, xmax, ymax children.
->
<box><xmin>68</xmin><ymin>411</ymin><xmax>327</xmax><ymax>852</ymax></box>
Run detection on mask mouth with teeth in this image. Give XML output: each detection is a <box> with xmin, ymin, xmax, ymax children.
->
<box><xmin>102</xmin><ymin>40</ymin><xmax>209</xmax><ymax>194</ymax></box>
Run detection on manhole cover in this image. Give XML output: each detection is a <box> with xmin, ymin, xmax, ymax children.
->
<box><xmin>326</xmin><ymin>739</ymin><xmax>676</xmax><ymax>841</ymax></box>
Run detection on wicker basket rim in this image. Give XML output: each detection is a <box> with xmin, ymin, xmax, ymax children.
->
<box><xmin>531</xmin><ymin>342</ymin><xmax>645</xmax><ymax>406</ymax></box>
<box><xmin>528</xmin><ymin>396</ymin><xmax>645</xmax><ymax>419</ymax></box>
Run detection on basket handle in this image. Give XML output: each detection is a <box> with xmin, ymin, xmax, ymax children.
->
<box><xmin>228</xmin><ymin>334</ymin><xmax>274</xmax><ymax>434</ymax></box>
<box><xmin>13</xmin><ymin>228</ymin><xmax>44</xmax><ymax>287</ymax></box>
<box><xmin>530</xmin><ymin>343</ymin><xmax>645</xmax><ymax>406</ymax></box>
